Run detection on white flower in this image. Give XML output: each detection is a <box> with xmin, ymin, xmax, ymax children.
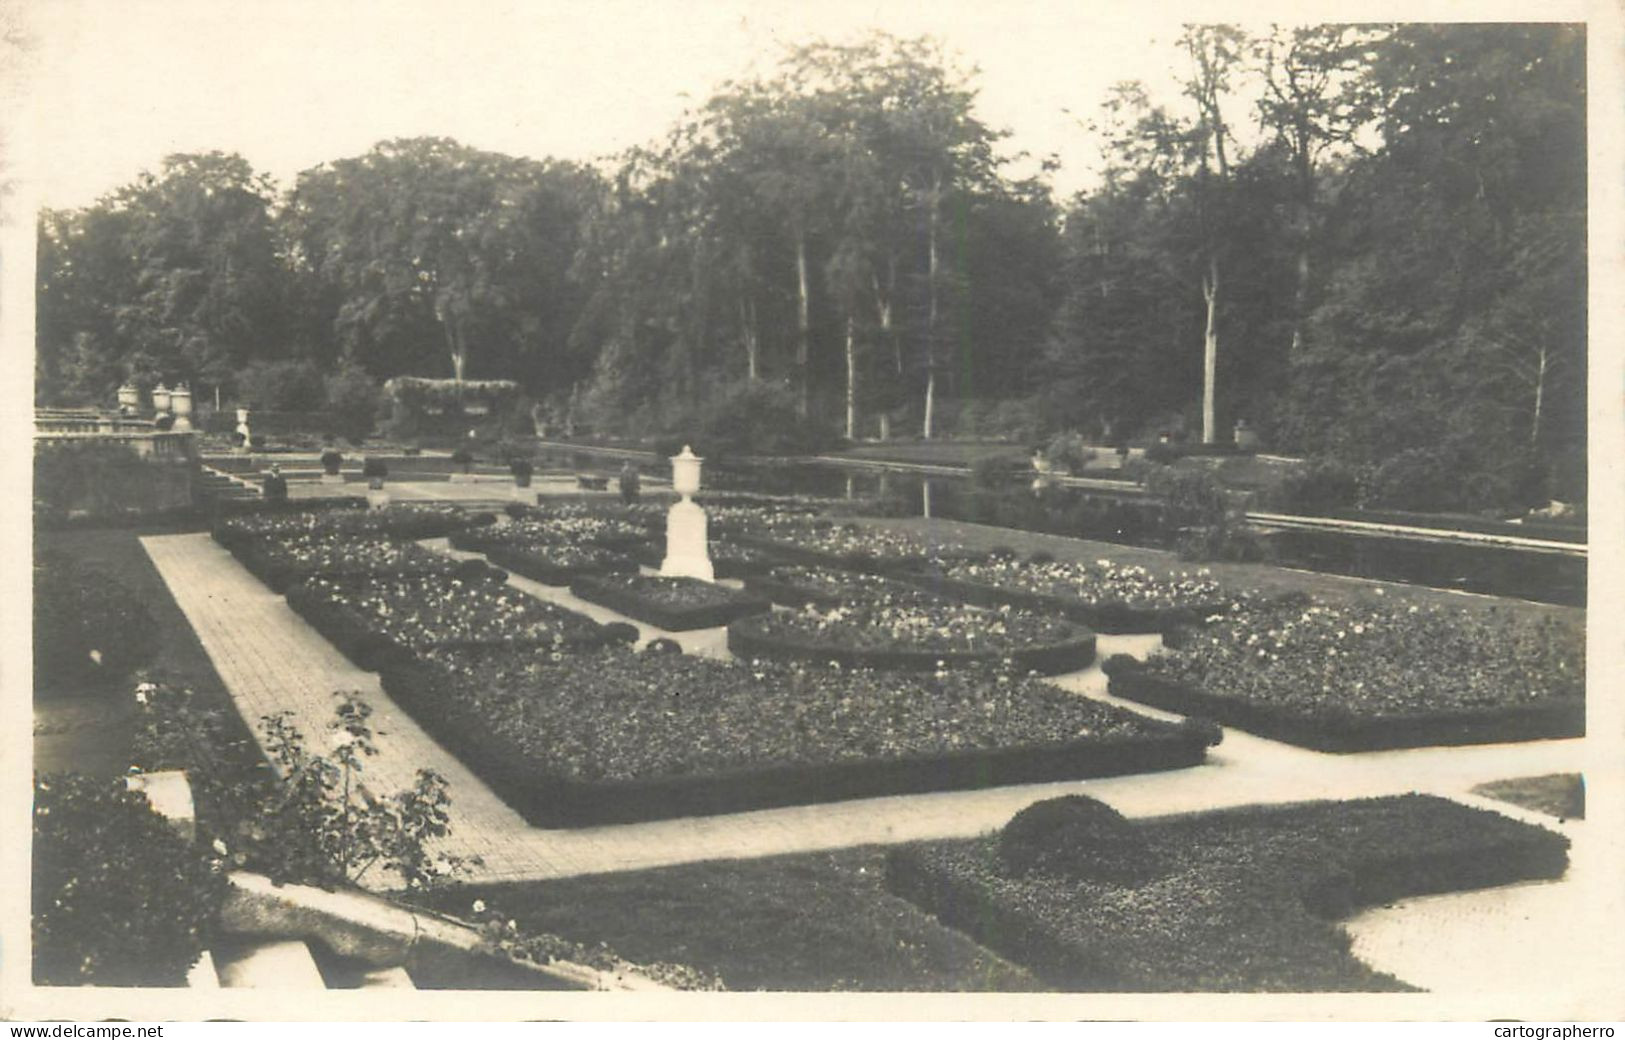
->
<box><xmin>472</xmin><ymin>899</ymin><xmax>487</xmax><ymax>914</ymax></box>
<box><xmin>212</xmin><ymin>838</ymin><xmax>230</xmax><ymax>856</ymax></box>
<box><xmin>329</xmin><ymin>730</ymin><xmax>356</xmax><ymax>751</ymax></box>
<box><xmin>134</xmin><ymin>690</ymin><xmax>149</xmax><ymax>706</ymax></box>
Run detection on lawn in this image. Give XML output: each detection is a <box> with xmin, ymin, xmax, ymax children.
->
<box><xmin>413</xmin><ymin>846</ymin><xmax>1043</xmax><ymax>992</ymax></box>
<box><xmin>1471</xmin><ymin>774</ymin><xmax>1585</xmax><ymax>820</ymax></box>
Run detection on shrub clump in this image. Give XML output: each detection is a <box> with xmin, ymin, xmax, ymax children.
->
<box><xmin>33</xmin><ymin>773</ymin><xmax>228</xmax><ymax>986</ymax></box>
<box><xmin>997</xmin><ymin>795</ymin><xmax>1159</xmax><ymax>885</ymax></box>
<box><xmin>34</xmin><ymin>550</ymin><xmax>157</xmax><ymax>694</ymax></box>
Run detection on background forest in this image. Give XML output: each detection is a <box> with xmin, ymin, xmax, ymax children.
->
<box><xmin>34</xmin><ymin>24</ymin><xmax>1586</xmax><ymax>512</ymax></box>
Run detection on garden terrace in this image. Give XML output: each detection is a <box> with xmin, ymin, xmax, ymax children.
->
<box><xmin>1107</xmin><ymin>599</ymin><xmax>1585</xmax><ymax>751</ymax></box>
<box><xmin>569</xmin><ymin>573</ymin><xmax>771</xmax><ymax>631</ymax></box>
<box><xmin>377</xmin><ymin>645</ymin><xmax>1207</xmax><ymax>826</ymax></box>
<box><xmin>728</xmin><ymin>599</ymin><xmax>1096</xmax><ymax>675</ymax></box>
<box><xmin>285</xmin><ymin>571</ymin><xmax>609</xmax><ymax>671</ymax></box>
<box><xmin>887</xmin><ymin>794</ymin><xmax>1570</xmax><ymax>992</ymax></box>
<box><xmin>221</xmin><ymin>531</ymin><xmax>461</xmax><ymax>593</ymax></box>
<box><xmin>899</xmin><ymin>555</ymin><xmax>1228</xmax><ymax>635</ymax></box>
<box><xmin>215</xmin><ymin>503</ymin><xmax>494</xmax><ymax>546</ymax></box>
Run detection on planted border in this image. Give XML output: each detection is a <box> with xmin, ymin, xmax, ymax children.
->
<box><xmin>885</xmin><ymin>794</ymin><xmax>1570</xmax><ymax>992</ymax></box>
<box><xmin>221</xmin><ymin>535</ymin><xmax>458</xmax><ymax>594</ymax></box>
<box><xmin>728</xmin><ymin>615</ymin><xmax>1097</xmax><ymax>675</ymax></box>
<box><xmin>570</xmin><ymin>574</ymin><xmax>771</xmax><ymax>631</ymax></box>
<box><xmin>376</xmin><ymin>651</ymin><xmax>1207</xmax><ymax>827</ymax></box>
<box><xmin>1104</xmin><ymin>657</ymin><xmax>1584</xmax><ymax>752</ymax></box>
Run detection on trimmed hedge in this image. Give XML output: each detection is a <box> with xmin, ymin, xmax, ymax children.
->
<box><xmin>1105</xmin><ymin>657</ymin><xmax>1585</xmax><ymax>752</ymax></box>
<box><xmin>376</xmin><ymin>648</ymin><xmax>1207</xmax><ymax>827</ymax></box>
<box><xmin>895</xmin><ymin>570</ymin><xmax>1222</xmax><ymax>635</ymax></box>
<box><xmin>570</xmin><ymin>575</ymin><xmax>771</xmax><ymax>631</ymax></box>
<box><xmin>33</xmin><ymin>550</ymin><xmax>158</xmax><ymax>696</ymax></box>
<box><xmin>887</xmin><ymin>794</ymin><xmax>1570</xmax><ymax>991</ymax></box>
<box><xmin>455</xmin><ymin>540</ymin><xmax>637</xmax><ymax>586</ymax></box>
<box><xmin>728</xmin><ymin>615</ymin><xmax>1097</xmax><ymax>676</ymax></box>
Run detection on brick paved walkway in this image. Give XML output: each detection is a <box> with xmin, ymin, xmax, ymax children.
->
<box><xmin>142</xmin><ymin>532</ymin><xmax>1585</xmax><ymax>894</ymax></box>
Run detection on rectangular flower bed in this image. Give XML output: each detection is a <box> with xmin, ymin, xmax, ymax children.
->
<box><xmin>569</xmin><ymin>573</ymin><xmax>771</xmax><ymax>631</ymax></box>
<box><xmin>1107</xmin><ymin>599</ymin><xmax>1584</xmax><ymax>751</ymax></box>
<box><xmin>898</xmin><ymin>557</ymin><xmax>1228</xmax><ymax>635</ymax></box>
<box><xmin>224</xmin><ymin>532</ymin><xmax>461</xmax><ymax>594</ymax></box>
<box><xmin>731</xmin><ymin>521</ymin><xmax>952</xmax><ymax>575</ymax></box>
<box><xmin>214</xmin><ymin>503</ymin><xmax>493</xmax><ymax>547</ymax></box>
<box><xmin>886</xmin><ymin>794</ymin><xmax>1570</xmax><ymax>992</ymax></box>
<box><xmin>284</xmin><ymin>572</ymin><xmax>608</xmax><ymax>671</ymax></box>
<box><xmin>464</xmin><ymin>542</ymin><xmax>638</xmax><ymax>586</ymax></box>
<box><xmin>376</xmin><ymin>646</ymin><xmax>1209</xmax><ymax>826</ymax></box>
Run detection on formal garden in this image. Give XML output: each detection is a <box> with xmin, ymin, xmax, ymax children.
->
<box><xmin>25</xmin><ymin>17</ymin><xmax>1597</xmax><ymax>1009</ymax></box>
<box><xmin>32</xmin><ymin>467</ymin><xmax>1589</xmax><ymax>993</ymax></box>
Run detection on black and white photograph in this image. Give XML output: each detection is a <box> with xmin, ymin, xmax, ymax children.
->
<box><xmin>2</xmin><ymin>0</ymin><xmax>1620</xmax><ymax>1024</ymax></box>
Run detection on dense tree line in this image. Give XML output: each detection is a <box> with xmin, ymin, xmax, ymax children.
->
<box><xmin>35</xmin><ymin>24</ymin><xmax>1585</xmax><ymax>507</ymax></box>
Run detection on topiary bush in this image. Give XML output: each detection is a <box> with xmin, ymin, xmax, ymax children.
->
<box><xmin>33</xmin><ymin>551</ymin><xmax>157</xmax><ymax>696</ymax></box>
<box><xmin>1265</xmin><ymin>458</ymin><xmax>1366</xmax><ymax>515</ymax></box>
<box><xmin>33</xmin><ymin>772</ymin><xmax>228</xmax><ymax>986</ymax></box>
<box><xmin>997</xmin><ymin>795</ymin><xmax>1159</xmax><ymax>886</ymax></box>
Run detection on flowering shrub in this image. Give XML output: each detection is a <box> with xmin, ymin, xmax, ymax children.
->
<box><xmin>293</xmin><ymin>572</ymin><xmax>606</xmax><ymax>654</ymax></box>
<box><xmin>1143</xmin><ymin>599</ymin><xmax>1583</xmax><ymax>717</ymax></box>
<box><xmin>33</xmin><ymin>772</ymin><xmax>227</xmax><ymax>986</ymax></box>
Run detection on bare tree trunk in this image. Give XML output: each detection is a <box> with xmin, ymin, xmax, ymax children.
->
<box><xmin>878</xmin><ymin>412</ymin><xmax>890</xmax><ymax>441</ymax></box>
<box><xmin>1201</xmin><ymin>256</ymin><xmax>1219</xmax><ymax>444</ymax></box>
<box><xmin>740</xmin><ymin>297</ymin><xmax>759</xmax><ymax>383</ymax></box>
<box><xmin>844</xmin><ymin>314</ymin><xmax>857</xmax><ymax>440</ymax></box>
<box><xmin>795</xmin><ymin>231</ymin><xmax>811</xmax><ymax>418</ymax></box>
<box><xmin>1531</xmin><ymin>343</ymin><xmax>1547</xmax><ymax>446</ymax></box>
<box><xmin>923</xmin><ymin>174</ymin><xmax>940</xmax><ymax>440</ymax></box>
<box><xmin>873</xmin><ymin>268</ymin><xmax>895</xmax><ymax>441</ymax></box>
<box><xmin>446</xmin><ymin>323</ymin><xmax>467</xmax><ymax>384</ymax></box>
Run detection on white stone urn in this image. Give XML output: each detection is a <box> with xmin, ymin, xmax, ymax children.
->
<box><xmin>235</xmin><ymin>408</ymin><xmax>253</xmax><ymax>453</ymax></box>
<box><xmin>170</xmin><ymin>384</ymin><xmax>194</xmax><ymax>431</ymax></box>
<box><xmin>117</xmin><ymin>383</ymin><xmax>141</xmax><ymax>412</ymax></box>
<box><xmin>152</xmin><ymin>383</ymin><xmax>172</xmax><ymax>415</ymax></box>
<box><xmin>660</xmin><ymin>445</ymin><xmax>713</xmax><ymax>582</ymax></box>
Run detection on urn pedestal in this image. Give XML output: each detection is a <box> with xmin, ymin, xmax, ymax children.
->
<box><xmin>660</xmin><ymin>445</ymin><xmax>714</xmax><ymax>582</ymax></box>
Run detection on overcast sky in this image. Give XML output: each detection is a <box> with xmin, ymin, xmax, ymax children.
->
<box><xmin>13</xmin><ymin>0</ymin><xmax>1236</xmax><ymax>210</ymax></box>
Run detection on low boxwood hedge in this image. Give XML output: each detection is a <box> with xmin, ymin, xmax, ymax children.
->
<box><xmin>377</xmin><ymin>647</ymin><xmax>1207</xmax><ymax>826</ymax></box>
<box><xmin>1104</xmin><ymin>658</ymin><xmax>1584</xmax><ymax>752</ymax></box>
<box><xmin>887</xmin><ymin>794</ymin><xmax>1569</xmax><ymax>991</ymax></box>
<box><xmin>570</xmin><ymin>574</ymin><xmax>771</xmax><ymax>631</ymax></box>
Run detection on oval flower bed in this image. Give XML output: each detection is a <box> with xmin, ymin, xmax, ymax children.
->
<box><xmin>226</xmin><ymin>532</ymin><xmax>461</xmax><ymax>593</ymax></box>
<box><xmin>902</xmin><ymin>556</ymin><xmax>1228</xmax><ymax>634</ymax></box>
<box><xmin>285</xmin><ymin>572</ymin><xmax>608</xmax><ymax>670</ymax></box>
<box><xmin>728</xmin><ymin>599</ymin><xmax>1096</xmax><ymax>675</ymax></box>
<box><xmin>377</xmin><ymin>646</ymin><xmax>1209</xmax><ymax>826</ymax></box>
<box><xmin>733</xmin><ymin>520</ymin><xmax>959</xmax><ymax>573</ymax></box>
<box><xmin>570</xmin><ymin>573</ymin><xmax>771</xmax><ymax>631</ymax></box>
<box><xmin>744</xmin><ymin>565</ymin><xmax>950</xmax><ymax>609</ymax></box>
<box><xmin>1107</xmin><ymin>598</ymin><xmax>1585</xmax><ymax>751</ymax></box>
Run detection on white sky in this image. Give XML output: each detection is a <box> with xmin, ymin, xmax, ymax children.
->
<box><xmin>12</xmin><ymin>0</ymin><xmax>1221</xmax><ymax>211</ymax></box>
